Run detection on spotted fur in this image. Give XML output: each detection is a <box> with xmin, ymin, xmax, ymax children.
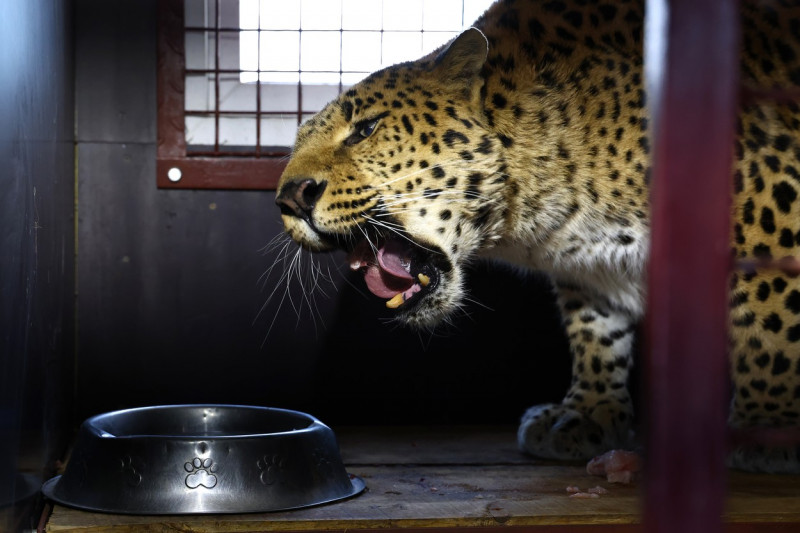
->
<box><xmin>276</xmin><ymin>0</ymin><xmax>800</xmax><ymax>473</ymax></box>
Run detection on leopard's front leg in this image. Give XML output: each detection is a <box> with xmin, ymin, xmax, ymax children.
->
<box><xmin>518</xmin><ymin>284</ymin><xmax>638</xmax><ymax>460</ymax></box>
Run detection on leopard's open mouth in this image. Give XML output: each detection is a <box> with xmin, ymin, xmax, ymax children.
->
<box><xmin>347</xmin><ymin>236</ymin><xmax>445</xmax><ymax>312</ymax></box>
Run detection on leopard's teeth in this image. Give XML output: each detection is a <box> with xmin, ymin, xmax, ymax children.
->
<box><xmin>417</xmin><ymin>273</ymin><xmax>430</xmax><ymax>286</ymax></box>
<box><xmin>386</xmin><ymin>293</ymin><xmax>405</xmax><ymax>309</ymax></box>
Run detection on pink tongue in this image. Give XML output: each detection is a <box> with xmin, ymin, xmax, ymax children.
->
<box><xmin>348</xmin><ymin>239</ymin><xmax>415</xmax><ymax>299</ymax></box>
<box><xmin>377</xmin><ymin>239</ymin><xmax>414</xmax><ymax>279</ymax></box>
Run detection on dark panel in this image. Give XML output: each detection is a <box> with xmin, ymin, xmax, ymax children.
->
<box><xmin>0</xmin><ymin>0</ymin><xmax>75</xmax><ymax>530</ymax></box>
<box><xmin>75</xmin><ymin>0</ymin><xmax>157</xmax><ymax>144</ymax></box>
<box><xmin>76</xmin><ymin>142</ymin><xmax>321</xmax><ymax>416</ymax></box>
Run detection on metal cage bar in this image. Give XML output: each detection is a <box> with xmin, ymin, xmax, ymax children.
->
<box><xmin>642</xmin><ymin>1</ymin><xmax>741</xmax><ymax>532</ymax></box>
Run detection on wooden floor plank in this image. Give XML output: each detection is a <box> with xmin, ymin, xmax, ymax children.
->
<box><xmin>45</xmin><ymin>426</ymin><xmax>800</xmax><ymax>532</ymax></box>
<box><xmin>335</xmin><ymin>425</ymin><xmax>533</xmax><ymax>465</ymax></box>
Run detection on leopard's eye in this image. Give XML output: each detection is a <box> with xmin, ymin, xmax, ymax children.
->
<box><xmin>358</xmin><ymin>120</ymin><xmax>378</xmax><ymax>138</ymax></box>
<box><xmin>345</xmin><ymin>117</ymin><xmax>382</xmax><ymax>146</ymax></box>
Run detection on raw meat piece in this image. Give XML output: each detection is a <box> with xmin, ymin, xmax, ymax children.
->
<box><xmin>586</xmin><ymin>449</ymin><xmax>642</xmax><ymax>484</ymax></box>
<box><xmin>569</xmin><ymin>491</ymin><xmax>600</xmax><ymax>499</ymax></box>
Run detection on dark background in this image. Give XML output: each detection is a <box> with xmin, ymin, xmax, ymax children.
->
<box><xmin>1</xmin><ymin>0</ymin><xmax>573</xmax><ymax>529</ymax></box>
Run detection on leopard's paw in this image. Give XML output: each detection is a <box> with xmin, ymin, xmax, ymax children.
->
<box><xmin>517</xmin><ymin>403</ymin><xmax>631</xmax><ymax>461</ymax></box>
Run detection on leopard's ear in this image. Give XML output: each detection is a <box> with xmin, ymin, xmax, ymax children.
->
<box><xmin>432</xmin><ymin>27</ymin><xmax>488</xmax><ymax>93</ymax></box>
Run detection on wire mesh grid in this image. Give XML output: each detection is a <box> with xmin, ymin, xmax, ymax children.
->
<box><xmin>181</xmin><ymin>0</ymin><xmax>491</xmax><ymax>157</ymax></box>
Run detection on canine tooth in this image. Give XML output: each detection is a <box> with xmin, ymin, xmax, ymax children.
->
<box><xmin>417</xmin><ymin>273</ymin><xmax>430</xmax><ymax>286</ymax></box>
<box><xmin>386</xmin><ymin>294</ymin><xmax>405</xmax><ymax>309</ymax></box>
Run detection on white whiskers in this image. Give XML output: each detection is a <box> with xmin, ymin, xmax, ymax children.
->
<box><xmin>255</xmin><ymin>233</ymin><xmax>338</xmax><ymax>347</ymax></box>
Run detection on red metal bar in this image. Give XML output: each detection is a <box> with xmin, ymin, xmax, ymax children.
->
<box><xmin>183</xmin><ymin>26</ymin><xmax>453</xmax><ymax>33</ymax></box>
<box><xmin>213</xmin><ymin>0</ymin><xmax>221</xmax><ymax>153</ymax></box>
<box><xmin>156</xmin><ymin>157</ymin><xmax>285</xmax><ymax>189</ymax></box>
<box><xmin>735</xmin><ymin>256</ymin><xmax>800</xmax><ymax>277</ymax></box>
<box><xmin>156</xmin><ymin>0</ymin><xmax>186</xmax><ymax>158</ymax></box>
<box><xmin>185</xmin><ymin>148</ymin><xmax>288</xmax><ymax>157</ymax></box>
<box><xmin>729</xmin><ymin>426</ymin><xmax>800</xmax><ymax>449</ymax></box>
<box><xmin>338</xmin><ymin>0</ymin><xmax>344</xmax><ymax>93</ymax></box>
<box><xmin>255</xmin><ymin>0</ymin><xmax>262</xmax><ymax>157</ymax></box>
<box><xmin>740</xmin><ymin>85</ymin><xmax>800</xmax><ymax>105</ymax></box>
<box><xmin>184</xmin><ymin>68</ymin><xmax>368</xmax><ymax>75</ymax></box>
<box><xmin>298</xmin><ymin>29</ymin><xmax>304</xmax><ymax>129</ymax></box>
<box><xmin>643</xmin><ymin>1</ymin><xmax>740</xmax><ymax>533</ymax></box>
<box><xmin>184</xmin><ymin>109</ymin><xmax>297</xmax><ymax>117</ymax></box>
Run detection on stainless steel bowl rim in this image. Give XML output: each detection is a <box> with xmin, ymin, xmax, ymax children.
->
<box><xmin>84</xmin><ymin>404</ymin><xmax>323</xmax><ymax>439</ymax></box>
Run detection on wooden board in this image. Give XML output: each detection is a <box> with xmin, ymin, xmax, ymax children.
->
<box><xmin>45</xmin><ymin>426</ymin><xmax>800</xmax><ymax>532</ymax></box>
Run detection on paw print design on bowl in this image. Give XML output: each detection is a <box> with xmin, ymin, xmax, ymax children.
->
<box><xmin>312</xmin><ymin>448</ymin><xmax>334</xmax><ymax>477</ymax></box>
<box><xmin>120</xmin><ymin>455</ymin><xmax>142</xmax><ymax>487</ymax></box>
<box><xmin>184</xmin><ymin>457</ymin><xmax>217</xmax><ymax>489</ymax></box>
<box><xmin>257</xmin><ymin>454</ymin><xmax>286</xmax><ymax>486</ymax></box>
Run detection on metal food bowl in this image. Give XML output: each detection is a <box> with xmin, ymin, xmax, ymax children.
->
<box><xmin>42</xmin><ymin>405</ymin><xmax>365</xmax><ymax>514</ymax></box>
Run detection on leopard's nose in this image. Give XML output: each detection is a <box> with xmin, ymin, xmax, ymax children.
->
<box><xmin>275</xmin><ymin>178</ymin><xmax>327</xmax><ymax>220</ymax></box>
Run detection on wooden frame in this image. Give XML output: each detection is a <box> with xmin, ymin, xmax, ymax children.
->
<box><xmin>156</xmin><ymin>0</ymin><xmax>287</xmax><ymax>190</ymax></box>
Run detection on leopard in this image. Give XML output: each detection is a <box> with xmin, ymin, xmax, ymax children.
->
<box><xmin>274</xmin><ymin>0</ymin><xmax>800</xmax><ymax>474</ymax></box>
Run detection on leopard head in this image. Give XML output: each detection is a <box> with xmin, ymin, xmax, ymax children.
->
<box><xmin>276</xmin><ymin>28</ymin><xmax>509</xmax><ymax>328</ymax></box>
